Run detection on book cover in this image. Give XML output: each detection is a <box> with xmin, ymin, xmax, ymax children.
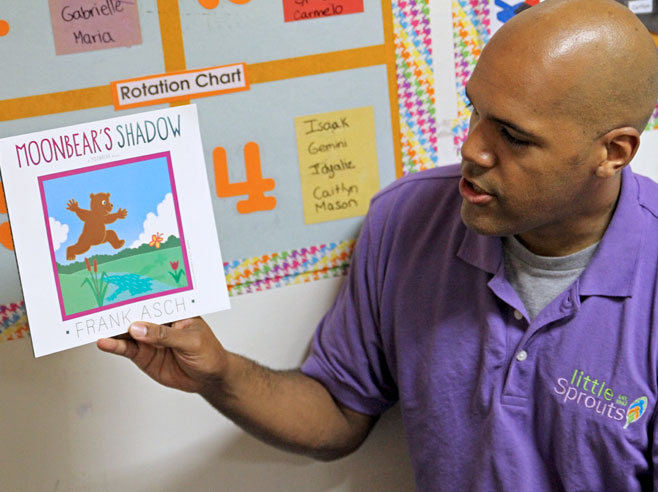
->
<box><xmin>0</xmin><ymin>105</ymin><xmax>230</xmax><ymax>357</ymax></box>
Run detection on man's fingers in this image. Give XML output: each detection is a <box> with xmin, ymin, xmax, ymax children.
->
<box><xmin>128</xmin><ymin>320</ymin><xmax>203</xmax><ymax>352</ymax></box>
<box><xmin>97</xmin><ymin>336</ymin><xmax>139</xmax><ymax>359</ymax></box>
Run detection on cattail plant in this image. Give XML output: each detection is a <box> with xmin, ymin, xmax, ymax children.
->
<box><xmin>81</xmin><ymin>256</ymin><xmax>109</xmax><ymax>307</ymax></box>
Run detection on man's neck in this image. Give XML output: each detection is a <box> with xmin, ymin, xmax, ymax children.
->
<box><xmin>516</xmin><ymin>229</ymin><xmax>605</xmax><ymax>257</ymax></box>
<box><xmin>517</xmin><ymin>182</ymin><xmax>621</xmax><ymax>257</ymax></box>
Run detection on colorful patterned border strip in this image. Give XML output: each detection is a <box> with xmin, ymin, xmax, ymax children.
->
<box><xmin>224</xmin><ymin>240</ymin><xmax>355</xmax><ymax>295</ymax></box>
<box><xmin>0</xmin><ymin>302</ymin><xmax>29</xmax><ymax>343</ymax></box>
<box><xmin>451</xmin><ymin>0</ymin><xmax>489</xmax><ymax>149</ymax></box>
<box><xmin>393</xmin><ymin>0</ymin><xmax>438</xmax><ymax>174</ymax></box>
<box><xmin>646</xmin><ymin>105</ymin><xmax>658</xmax><ymax>131</ymax></box>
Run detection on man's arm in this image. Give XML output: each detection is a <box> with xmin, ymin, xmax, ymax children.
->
<box><xmin>97</xmin><ymin>317</ymin><xmax>376</xmax><ymax>461</ymax></box>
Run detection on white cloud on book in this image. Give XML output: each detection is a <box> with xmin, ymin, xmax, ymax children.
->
<box><xmin>49</xmin><ymin>217</ymin><xmax>69</xmax><ymax>251</ymax></box>
<box><xmin>130</xmin><ymin>193</ymin><xmax>178</xmax><ymax>248</ymax></box>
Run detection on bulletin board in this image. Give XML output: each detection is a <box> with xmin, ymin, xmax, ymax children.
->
<box><xmin>2</xmin><ymin>0</ymin><xmax>657</xmax><ymax>345</ymax></box>
<box><xmin>0</xmin><ymin>0</ymin><xmax>411</xmax><ymax>344</ymax></box>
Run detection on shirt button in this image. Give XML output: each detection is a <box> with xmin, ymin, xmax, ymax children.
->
<box><xmin>516</xmin><ymin>350</ymin><xmax>528</xmax><ymax>362</ymax></box>
<box><xmin>513</xmin><ymin>310</ymin><xmax>523</xmax><ymax>320</ymax></box>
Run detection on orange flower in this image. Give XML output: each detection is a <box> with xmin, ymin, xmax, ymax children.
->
<box><xmin>149</xmin><ymin>232</ymin><xmax>164</xmax><ymax>248</ymax></box>
<box><xmin>93</xmin><ymin>259</ymin><xmax>97</xmax><ymax>273</ymax></box>
<box><xmin>85</xmin><ymin>257</ymin><xmax>91</xmax><ymax>272</ymax></box>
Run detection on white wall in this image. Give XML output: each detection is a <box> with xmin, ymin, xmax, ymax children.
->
<box><xmin>634</xmin><ymin>130</ymin><xmax>658</xmax><ymax>182</ymax></box>
<box><xmin>0</xmin><ymin>277</ymin><xmax>415</xmax><ymax>492</ymax></box>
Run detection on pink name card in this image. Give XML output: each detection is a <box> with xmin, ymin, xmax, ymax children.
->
<box><xmin>283</xmin><ymin>0</ymin><xmax>365</xmax><ymax>23</ymax></box>
<box><xmin>49</xmin><ymin>0</ymin><xmax>142</xmax><ymax>55</ymax></box>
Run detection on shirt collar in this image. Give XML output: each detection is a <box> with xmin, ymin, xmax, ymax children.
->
<box><xmin>455</xmin><ymin>166</ymin><xmax>643</xmax><ymax>297</ymax></box>
<box><xmin>457</xmin><ymin>226</ymin><xmax>502</xmax><ymax>275</ymax></box>
<box><xmin>578</xmin><ymin>166</ymin><xmax>643</xmax><ymax>297</ymax></box>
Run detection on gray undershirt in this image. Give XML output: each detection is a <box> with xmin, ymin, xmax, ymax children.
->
<box><xmin>503</xmin><ymin>236</ymin><xmax>599</xmax><ymax>321</ymax></box>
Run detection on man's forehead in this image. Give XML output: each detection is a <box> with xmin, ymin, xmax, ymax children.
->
<box><xmin>470</xmin><ymin>29</ymin><xmax>587</xmax><ymax>113</ymax></box>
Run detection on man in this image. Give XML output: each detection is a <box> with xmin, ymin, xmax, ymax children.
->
<box><xmin>98</xmin><ymin>0</ymin><xmax>658</xmax><ymax>489</ymax></box>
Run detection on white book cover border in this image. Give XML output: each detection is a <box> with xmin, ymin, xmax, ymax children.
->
<box><xmin>0</xmin><ymin>105</ymin><xmax>230</xmax><ymax>357</ymax></box>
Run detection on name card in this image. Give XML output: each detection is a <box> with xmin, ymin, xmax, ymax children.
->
<box><xmin>283</xmin><ymin>0</ymin><xmax>364</xmax><ymax>23</ymax></box>
<box><xmin>295</xmin><ymin>106</ymin><xmax>379</xmax><ymax>225</ymax></box>
<box><xmin>49</xmin><ymin>0</ymin><xmax>142</xmax><ymax>55</ymax></box>
<box><xmin>628</xmin><ymin>0</ymin><xmax>653</xmax><ymax>14</ymax></box>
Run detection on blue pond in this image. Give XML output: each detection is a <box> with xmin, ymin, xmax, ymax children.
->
<box><xmin>104</xmin><ymin>272</ymin><xmax>175</xmax><ymax>303</ymax></box>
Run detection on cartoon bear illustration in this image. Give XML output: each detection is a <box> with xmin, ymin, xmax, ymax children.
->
<box><xmin>66</xmin><ymin>192</ymin><xmax>127</xmax><ymax>261</ymax></box>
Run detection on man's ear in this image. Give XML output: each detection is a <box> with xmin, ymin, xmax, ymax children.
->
<box><xmin>595</xmin><ymin>127</ymin><xmax>640</xmax><ymax>178</ymax></box>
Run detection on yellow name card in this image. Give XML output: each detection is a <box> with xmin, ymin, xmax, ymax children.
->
<box><xmin>295</xmin><ymin>106</ymin><xmax>380</xmax><ymax>225</ymax></box>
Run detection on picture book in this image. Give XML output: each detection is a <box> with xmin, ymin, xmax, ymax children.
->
<box><xmin>0</xmin><ymin>105</ymin><xmax>230</xmax><ymax>357</ymax></box>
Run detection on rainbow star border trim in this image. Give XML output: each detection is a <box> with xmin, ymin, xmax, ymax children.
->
<box><xmin>224</xmin><ymin>240</ymin><xmax>355</xmax><ymax>295</ymax></box>
<box><xmin>394</xmin><ymin>0</ymin><xmax>438</xmax><ymax>173</ymax></box>
<box><xmin>0</xmin><ymin>302</ymin><xmax>29</xmax><ymax>343</ymax></box>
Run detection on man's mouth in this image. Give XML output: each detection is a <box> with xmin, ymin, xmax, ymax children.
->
<box><xmin>459</xmin><ymin>177</ymin><xmax>495</xmax><ymax>205</ymax></box>
<box><xmin>471</xmin><ymin>181</ymin><xmax>488</xmax><ymax>194</ymax></box>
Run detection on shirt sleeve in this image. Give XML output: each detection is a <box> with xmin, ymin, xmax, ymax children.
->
<box><xmin>301</xmin><ymin>204</ymin><xmax>399</xmax><ymax>416</ymax></box>
<box><xmin>653</xmin><ymin>414</ymin><xmax>658</xmax><ymax>490</ymax></box>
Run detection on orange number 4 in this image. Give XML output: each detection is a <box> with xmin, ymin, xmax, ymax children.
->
<box><xmin>213</xmin><ymin>142</ymin><xmax>277</xmax><ymax>214</ymax></box>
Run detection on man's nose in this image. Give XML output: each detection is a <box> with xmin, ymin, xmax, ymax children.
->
<box><xmin>460</xmin><ymin>118</ymin><xmax>495</xmax><ymax>169</ymax></box>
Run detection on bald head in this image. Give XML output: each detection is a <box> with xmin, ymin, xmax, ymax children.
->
<box><xmin>486</xmin><ymin>0</ymin><xmax>658</xmax><ymax>134</ymax></box>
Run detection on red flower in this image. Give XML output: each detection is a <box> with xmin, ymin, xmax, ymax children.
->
<box><xmin>93</xmin><ymin>259</ymin><xmax>97</xmax><ymax>273</ymax></box>
<box><xmin>170</xmin><ymin>261</ymin><xmax>179</xmax><ymax>270</ymax></box>
<box><xmin>85</xmin><ymin>257</ymin><xmax>91</xmax><ymax>272</ymax></box>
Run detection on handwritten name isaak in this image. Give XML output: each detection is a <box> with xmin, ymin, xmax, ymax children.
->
<box><xmin>14</xmin><ymin>114</ymin><xmax>182</xmax><ymax>168</ymax></box>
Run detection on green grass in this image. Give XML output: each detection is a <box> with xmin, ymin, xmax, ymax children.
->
<box><xmin>58</xmin><ymin>247</ymin><xmax>188</xmax><ymax>316</ymax></box>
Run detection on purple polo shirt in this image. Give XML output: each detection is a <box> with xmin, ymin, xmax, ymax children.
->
<box><xmin>301</xmin><ymin>164</ymin><xmax>658</xmax><ymax>491</ymax></box>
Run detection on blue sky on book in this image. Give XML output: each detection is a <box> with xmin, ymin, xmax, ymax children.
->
<box><xmin>41</xmin><ymin>155</ymin><xmax>181</xmax><ymax>264</ymax></box>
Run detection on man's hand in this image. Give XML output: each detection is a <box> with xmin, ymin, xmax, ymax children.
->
<box><xmin>97</xmin><ymin>317</ymin><xmax>226</xmax><ymax>393</ymax></box>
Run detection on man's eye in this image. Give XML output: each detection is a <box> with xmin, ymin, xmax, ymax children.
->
<box><xmin>501</xmin><ymin>127</ymin><xmax>529</xmax><ymax>147</ymax></box>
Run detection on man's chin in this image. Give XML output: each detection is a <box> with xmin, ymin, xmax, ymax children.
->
<box><xmin>460</xmin><ymin>207</ymin><xmax>510</xmax><ymax>237</ymax></box>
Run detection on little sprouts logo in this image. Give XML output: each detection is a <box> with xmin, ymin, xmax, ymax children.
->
<box><xmin>554</xmin><ymin>369</ymin><xmax>649</xmax><ymax>429</ymax></box>
<box><xmin>625</xmin><ymin>396</ymin><xmax>649</xmax><ymax>429</ymax></box>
